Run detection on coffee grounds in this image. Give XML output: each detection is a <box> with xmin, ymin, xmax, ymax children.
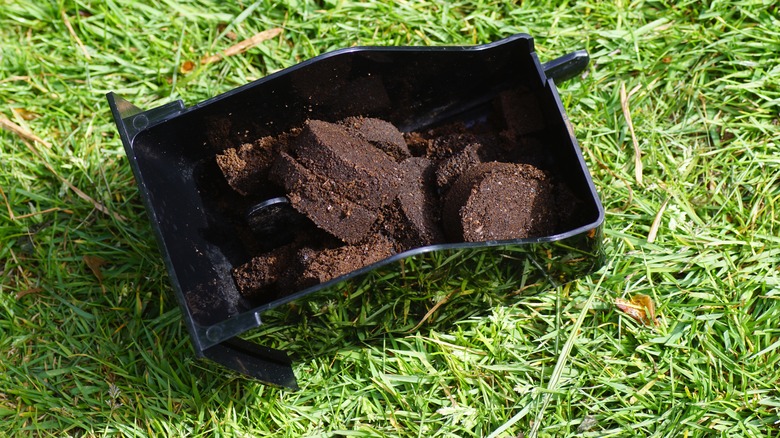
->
<box><xmin>423</xmin><ymin>128</ymin><xmax>480</xmax><ymax>160</ymax></box>
<box><xmin>442</xmin><ymin>162</ymin><xmax>556</xmax><ymax>242</ymax></box>
<box><xmin>215</xmin><ymin>136</ymin><xmax>277</xmax><ymax>196</ymax></box>
<box><xmin>232</xmin><ymin>241</ymin><xmax>298</xmax><ymax>300</ymax></box>
<box><xmin>290</xmin><ymin>119</ymin><xmax>401</xmax><ymax>210</ymax></box>
<box><xmin>217</xmin><ymin>91</ymin><xmax>580</xmax><ymax>301</ymax></box>
<box><xmin>434</xmin><ymin>143</ymin><xmax>482</xmax><ymax>193</ymax></box>
<box><xmin>495</xmin><ymin>88</ymin><xmax>546</xmax><ymax>138</ymax></box>
<box><xmin>297</xmin><ymin>234</ymin><xmax>395</xmax><ymax>287</ymax></box>
<box><xmin>270</xmin><ymin>151</ymin><xmax>378</xmax><ymax>244</ymax></box>
<box><xmin>340</xmin><ymin>116</ymin><xmax>411</xmax><ymax>161</ymax></box>
<box><xmin>382</xmin><ymin>157</ymin><xmax>443</xmax><ymax>251</ymax></box>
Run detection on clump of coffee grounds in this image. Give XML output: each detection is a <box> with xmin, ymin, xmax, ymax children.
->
<box><xmin>443</xmin><ymin>162</ymin><xmax>558</xmax><ymax>242</ymax></box>
<box><xmin>216</xmin><ymin>89</ymin><xmax>581</xmax><ymax>301</ymax></box>
<box><xmin>216</xmin><ymin>131</ymin><xmax>296</xmax><ymax>196</ymax></box>
<box><xmin>232</xmin><ymin>234</ymin><xmax>394</xmax><ymax>299</ymax></box>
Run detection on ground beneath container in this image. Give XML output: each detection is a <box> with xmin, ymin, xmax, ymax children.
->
<box><xmin>215</xmin><ymin>87</ymin><xmax>580</xmax><ymax>302</ymax></box>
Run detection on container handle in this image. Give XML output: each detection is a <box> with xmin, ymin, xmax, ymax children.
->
<box><xmin>202</xmin><ymin>337</ymin><xmax>299</xmax><ymax>389</ymax></box>
<box><xmin>542</xmin><ymin>50</ymin><xmax>589</xmax><ymax>83</ymax></box>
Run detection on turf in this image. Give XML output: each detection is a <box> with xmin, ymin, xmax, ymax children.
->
<box><xmin>1</xmin><ymin>0</ymin><xmax>779</xmax><ymax>436</ymax></box>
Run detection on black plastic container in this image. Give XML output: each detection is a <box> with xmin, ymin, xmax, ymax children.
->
<box><xmin>108</xmin><ymin>34</ymin><xmax>604</xmax><ymax>388</ymax></box>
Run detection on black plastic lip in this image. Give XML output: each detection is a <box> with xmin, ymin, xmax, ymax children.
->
<box><xmin>108</xmin><ymin>34</ymin><xmax>604</xmax><ymax>386</ymax></box>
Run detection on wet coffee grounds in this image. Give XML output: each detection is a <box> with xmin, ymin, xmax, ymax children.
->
<box><xmin>216</xmin><ymin>88</ymin><xmax>580</xmax><ymax>301</ymax></box>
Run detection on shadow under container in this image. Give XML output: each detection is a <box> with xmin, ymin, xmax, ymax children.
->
<box><xmin>107</xmin><ymin>34</ymin><xmax>605</xmax><ymax>389</ymax></box>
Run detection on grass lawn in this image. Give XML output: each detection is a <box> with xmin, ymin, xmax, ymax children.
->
<box><xmin>1</xmin><ymin>0</ymin><xmax>779</xmax><ymax>436</ymax></box>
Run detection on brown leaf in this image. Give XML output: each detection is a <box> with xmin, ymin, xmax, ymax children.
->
<box><xmin>615</xmin><ymin>294</ymin><xmax>658</xmax><ymax>326</ymax></box>
<box><xmin>620</xmin><ymin>82</ymin><xmax>643</xmax><ymax>185</ymax></box>
<box><xmin>62</xmin><ymin>10</ymin><xmax>91</xmax><ymax>60</ymax></box>
<box><xmin>201</xmin><ymin>27</ymin><xmax>282</xmax><ymax>65</ymax></box>
<box><xmin>647</xmin><ymin>198</ymin><xmax>668</xmax><ymax>243</ymax></box>
<box><xmin>180</xmin><ymin>60</ymin><xmax>195</xmax><ymax>74</ymax></box>
<box><xmin>12</xmin><ymin>107</ymin><xmax>39</xmax><ymax>121</ymax></box>
<box><xmin>16</xmin><ymin>287</ymin><xmax>43</xmax><ymax>299</ymax></box>
<box><xmin>83</xmin><ymin>255</ymin><xmax>107</xmax><ymax>283</ymax></box>
<box><xmin>634</xmin><ymin>294</ymin><xmax>657</xmax><ymax>323</ymax></box>
<box><xmin>406</xmin><ymin>289</ymin><xmax>458</xmax><ymax>333</ymax></box>
<box><xmin>0</xmin><ymin>115</ymin><xmax>51</xmax><ymax>148</ymax></box>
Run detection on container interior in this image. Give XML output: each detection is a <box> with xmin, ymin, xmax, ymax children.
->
<box><xmin>128</xmin><ymin>37</ymin><xmax>601</xmax><ymax>328</ymax></box>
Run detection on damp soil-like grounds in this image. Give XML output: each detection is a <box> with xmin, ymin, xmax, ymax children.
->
<box><xmin>215</xmin><ymin>88</ymin><xmax>581</xmax><ymax>301</ymax></box>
